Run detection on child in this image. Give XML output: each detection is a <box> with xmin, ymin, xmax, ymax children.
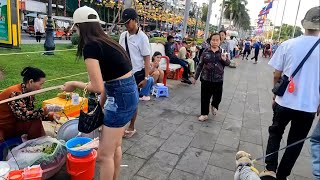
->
<box><xmin>150</xmin><ymin>52</ymin><xmax>164</xmax><ymax>84</ymax></box>
<box><xmin>193</xmin><ymin>33</ymin><xmax>231</xmax><ymax>121</ymax></box>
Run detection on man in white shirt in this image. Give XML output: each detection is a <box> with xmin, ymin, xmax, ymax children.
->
<box><xmin>228</xmin><ymin>36</ymin><xmax>237</xmax><ymax>59</ymax></box>
<box><xmin>34</xmin><ymin>14</ymin><xmax>45</xmax><ymax>43</ymax></box>
<box><xmin>263</xmin><ymin>7</ymin><xmax>320</xmax><ymax>180</ymax></box>
<box><xmin>119</xmin><ymin>8</ymin><xmax>152</xmax><ymax>137</ymax></box>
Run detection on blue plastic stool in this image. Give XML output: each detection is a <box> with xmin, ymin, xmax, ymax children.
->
<box><xmin>152</xmin><ymin>85</ymin><xmax>169</xmax><ymax>98</ymax></box>
<box><xmin>0</xmin><ymin>137</ymin><xmax>22</xmax><ymax>161</ymax></box>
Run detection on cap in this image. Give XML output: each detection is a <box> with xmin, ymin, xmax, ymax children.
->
<box><xmin>73</xmin><ymin>6</ymin><xmax>101</xmax><ymax>24</ymax></box>
<box><xmin>120</xmin><ymin>8</ymin><xmax>138</xmax><ymax>24</ymax></box>
<box><xmin>301</xmin><ymin>6</ymin><xmax>320</xmax><ymax>30</ymax></box>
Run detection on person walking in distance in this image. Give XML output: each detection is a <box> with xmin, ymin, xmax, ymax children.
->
<box><xmin>251</xmin><ymin>41</ymin><xmax>260</xmax><ymax>64</ymax></box>
<box><xmin>242</xmin><ymin>38</ymin><xmax>251</xmax><ymax>60</ymax></box>
<box><xmin>119</xmin><ymin>8</ymin><xmax>152</xmax><ymax>137</ymax></box>
<box><xmin>263</xmin><ymin>6</ymin><xmax>320</xmax><ymax>180</ymax></box>
<box><xmin>193</xmin><ymin>33</ymin><xmax>231</xmax><ymax>122</ymax></box>
<box><xmin>34</xmin><ymin>14</ymin><xmax>45</xmax><ymax>43</ymax></box>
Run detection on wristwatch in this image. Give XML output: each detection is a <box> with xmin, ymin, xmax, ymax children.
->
<box><xmin>145</xmin><ymin>76</ymin><xmax>149</xmax><ymax>80</ymax></box>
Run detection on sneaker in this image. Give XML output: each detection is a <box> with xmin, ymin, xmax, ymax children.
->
<box><xmin>253</xmin><ymin>61</ymin><xmax>257</xmax><ymax>64</ymax></box>
<box><xmin>198</xmin><ymin>115</ymin><xmax>208</xmax><ymax>121</ymax></box>
<box><xmin>259</xmin><ymin>170</ymin><xmax>276</xmax><ymax>179</ymax></box>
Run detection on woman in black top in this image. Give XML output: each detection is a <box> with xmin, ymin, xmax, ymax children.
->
<box><xmin>63</xmin><ymin>6</ymin><xmax>139</xmax><ymax>180</ymax></box>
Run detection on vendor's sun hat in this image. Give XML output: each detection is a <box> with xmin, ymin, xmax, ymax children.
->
<box><xmin>301</xmin><ymin>6</ymin><xmax>320</xmax><ymax>30</ymax></box>
<box><xmin>73</xmin><ymin>6</ymin><xmax>104</xmax><ymax>24</ymax></box>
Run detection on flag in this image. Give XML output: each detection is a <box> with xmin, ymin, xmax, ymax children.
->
<box><xmin>265</xmin><ymin>1</ymin><xmax>273</xmax><ymax>10</ymax></box>
<box><xmin>264</xmin><ymin>0</ymin><xmax>271</xmax><ymax>3</ymax></box>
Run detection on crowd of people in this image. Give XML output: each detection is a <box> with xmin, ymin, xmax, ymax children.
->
<box><xmin>0</xmin><ymin>6</ymin><xmax>319</xmax><ymax>180</ymax></box>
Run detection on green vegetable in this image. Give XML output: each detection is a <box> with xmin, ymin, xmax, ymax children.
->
<box><xmin>43</xmin><ymin>143</ymin><xmax>57</xmax><ymax>154</ymax></box>
<box><xmin>74</xmin><ymin>144</ymin><xmax>82</xmax><ymax>148</ymax></box>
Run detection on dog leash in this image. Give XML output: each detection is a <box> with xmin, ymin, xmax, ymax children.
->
<box><xmin>253</xmin><ymin>136</ymin><xmax>312</xmax><ymax>163</ymax></box>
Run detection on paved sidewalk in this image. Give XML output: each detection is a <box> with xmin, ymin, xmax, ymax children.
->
<box><xmin>51</xmin><ymin>56</ymin><xmax>316</xmax><ymax>180</ymax></box>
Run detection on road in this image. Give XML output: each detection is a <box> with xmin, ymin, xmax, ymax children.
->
<box><xmin>20</xmin><ymin>32</ymin><xmax>71</xmax><ymax>44</ymax></box>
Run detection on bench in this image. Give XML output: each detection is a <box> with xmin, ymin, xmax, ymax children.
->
<box><xmin>150</xmin><ymin>43</ymin><xmax>183</xmax><ymax>83</ymax></box>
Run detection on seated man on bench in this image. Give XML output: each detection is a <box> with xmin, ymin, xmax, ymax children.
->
<box><xmin>164</xmin><ymin>35</ymin><xmax>192</xmax><ymax>84</ymax></box>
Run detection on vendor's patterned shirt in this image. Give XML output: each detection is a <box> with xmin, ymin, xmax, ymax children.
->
<box><xmin>8</xmin><ymin>83</ymin><xmax>46</xmax><ymax>121</ymax></box>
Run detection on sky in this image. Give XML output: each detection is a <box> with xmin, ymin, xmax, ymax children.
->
<box><xmin>195</xmin><ymin>0</ymin><xmax>320</xmax><ymax>27</ymax></box>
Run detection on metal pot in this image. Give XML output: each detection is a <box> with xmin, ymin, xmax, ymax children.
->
<box><xmin>56</xmin><ymin>118</ymin><xmax>100</xmax><ymax>142</ymax></box>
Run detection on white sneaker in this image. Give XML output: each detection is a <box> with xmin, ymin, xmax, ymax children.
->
<box><xmin>198</xmin><ymin>115</ymin><xmax>208</xmax><ymax>121</ymax></box>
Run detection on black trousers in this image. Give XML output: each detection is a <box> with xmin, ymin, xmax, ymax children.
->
<box><xmin>170</xmin><ymin>56</ymin><xmax>190</xmax><ymax>79</ymax></box>
<box><xmin>253</xmin><ymin>49</ymin><xmax>259</xmax><ymax>61</ymax></box>
<box><xmin>265</xmin><ymin>103</ymin><xmax>315</xmax><ymax>179</ymax></box>
<box><xmin>35</xmin><ymin>32</ymin><xmax>42</xmax><ymax>42</ymax></box>
<box><xmin>243</xmin><ymin>49</ymin><xmax>251</xmax><ymax>59</ymax></box>
<box><xmin>201</xmin><ymin>80</ymin><xmax>223</xmax><ymax>115</ymax></box>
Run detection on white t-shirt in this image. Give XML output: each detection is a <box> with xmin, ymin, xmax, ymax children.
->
<box><xmin>228</xmin><ymin>39</ymin><xmax>237</xmax><ymax>50</ymax></box>
<box><xmin>269</xmin><ymin>35</ymin><xmax>320</xmax><ymax>113</ymax></box>
<box><xmin>34</xmin><ymin>18</ymin><xmax>45</xmax><ymax>33</ymax></box>
<box><xmin>119</xmin><ymin>30</ymin><xmax>151</xmax><ymax>73</ymax></box>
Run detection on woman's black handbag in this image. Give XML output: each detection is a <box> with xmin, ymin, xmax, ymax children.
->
<box><xmin>78</xmin><ymin>86</ymin><xmax>104</xmax><ymax>134</ymax></box>
<box><xmin>272</xmin><ymin>39</ymin><xmax>320</xmax><ymax>96</ymax></box>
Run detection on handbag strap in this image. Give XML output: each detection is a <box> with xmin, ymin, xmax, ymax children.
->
<box><xmin>291</xmin><ymin>38</ymin><xmax>320</xmax><ymax>78</ymax></box>
<box><xmin>125</xmin><ymin>32</ymin><xmax>131</xmax><ymax>60</ymax></box>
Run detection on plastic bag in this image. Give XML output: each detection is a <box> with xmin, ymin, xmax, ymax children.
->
<box><xmin>7</xmin><ymin>136</ymin><xmax>67</xmax><ymax>169</ymax></box>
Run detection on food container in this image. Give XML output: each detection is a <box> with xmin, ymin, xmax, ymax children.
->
<box><xmin>6</xmin><ymin>170</ymin><xmax>23</xmax><ymax>180</ymax></box>
<box><xmin>66</xmin><ymin>137</ymin><xmax>92</xmax><ymax>157</ymax></box>
<box><xmin>0</xmin><ymin>161</ymin><xmax>10</xmax><ymax>178</ymax></box>
<box><xmin>23</xmin><ymin>165</ymin><xmax>42</xmax><ymax>180</ymax></box>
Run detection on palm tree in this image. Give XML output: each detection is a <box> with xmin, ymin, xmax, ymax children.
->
<box><xmin>224</xmin><ymin>0</ymin><xmax>251</xmax><ymax>30</ymax></box>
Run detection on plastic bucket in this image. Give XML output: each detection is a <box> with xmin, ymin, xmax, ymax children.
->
<box><xmin>66</xmin><ymin>149</ymin><xmax>97</xmax><ymax>180</ymax></box>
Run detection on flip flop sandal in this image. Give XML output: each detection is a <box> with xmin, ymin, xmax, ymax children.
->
<box><xmin>123</xmin><ymin>129</ymin><xmax>137</xmax><ymax>138</ymax></box>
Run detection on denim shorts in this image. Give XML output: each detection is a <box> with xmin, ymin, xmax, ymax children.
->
<box><xmin>103</xmin><ymin>76</ymin><xmax>139</xmax><ymax>128</ymax></box>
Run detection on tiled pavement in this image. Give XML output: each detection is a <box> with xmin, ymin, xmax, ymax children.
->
<box><xmin>50</xmin><ymin>56</ymin><xmax>317</xmax><ymax>180</ymax></box>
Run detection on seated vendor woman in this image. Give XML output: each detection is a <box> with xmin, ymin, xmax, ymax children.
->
<box><xmin>0</xmin><ymin>67</ymin><xmax>57</xmax><ymax>143</ymax></box>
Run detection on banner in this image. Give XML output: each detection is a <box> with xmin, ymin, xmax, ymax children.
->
<box><xmin>0</xmin><ymin>0</ymin><xmax>11</xmax><ymax>44</ymax></box>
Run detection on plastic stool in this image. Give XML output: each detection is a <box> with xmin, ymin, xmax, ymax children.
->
<box><xmin>0</xmin><ymin>137</ymin><xmax>22</xmax><ymax>161</ymax></box>
<box><xmin>152</xmin><ymin>85</ymin><xmax>169</xmax><ymax>98</ymax></box>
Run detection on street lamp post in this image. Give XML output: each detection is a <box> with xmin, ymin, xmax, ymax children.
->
<box><xmin>44</xmin><ymin>0</ymin><xmax>55</xmax><ymax>55</ymax></box>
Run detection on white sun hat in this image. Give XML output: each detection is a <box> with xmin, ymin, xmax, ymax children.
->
<box><xmin>73</xmin><ymin>6</ymin><xmax>105</xmax><ymax>24</ymax></box>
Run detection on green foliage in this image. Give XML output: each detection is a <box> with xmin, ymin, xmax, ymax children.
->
<box><xmin>0</xmin><ymin>44</ymin><xmax>87</xmax><ymax>107</ymax></box>
<box><xmin>201</xmin><ymin>4</ymin><xmax>209</xmax><ymax>23</ymax></box>
<box><xmin>71</xmin><ymin>33</ymin><xmax>79</xmax><ymax>45</ymax></box>
<box><xmin>109</xmin><ymin>35</ymin><xmax>120</xmax><ymax>42</ymax></box>
<box><xmin>272</xmin><ymin>24</ymin><xmax>303</xmax><ymax>41</ymax></box>
<box><xmin>224</xmin><ymin>0</ymin><xmax>250</xmax><ymax>30</ymax></box>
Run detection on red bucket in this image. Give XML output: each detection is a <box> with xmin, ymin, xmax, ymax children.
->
<box><xmin>66</xmin><ymin>149</ymin><xmax>97</xmax><ymax>180</ymax></box>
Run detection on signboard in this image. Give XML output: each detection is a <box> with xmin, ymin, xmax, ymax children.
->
<box><xmin>0</xmin><ymin>0</ymin><xmax>11</xmax><ymax>44</ymax></box>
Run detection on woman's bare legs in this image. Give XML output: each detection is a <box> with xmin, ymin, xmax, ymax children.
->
<box><xmin>113</xmin><ymin>139</ymin><xmax>123</xmax><ymax>180</ymax></box>
<box><xmin>98</xmin><ymin>126</ymin><xmax>125</xmax><ymax>180</ymax></box>
<box><xmin>158</xmin><ymin>69</ymin><xmax>164</xmax><ymax>83</ymax></box>
<box><xmin>151</xmin><ymin>70</ymin><xmax>160</xmax><ymax>83</ymax></box>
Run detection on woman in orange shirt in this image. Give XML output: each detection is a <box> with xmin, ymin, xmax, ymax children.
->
<box><xmin>0</xmin><ymin>67</ymin><xmax>56</xmax><ymax>142</ymax></box>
